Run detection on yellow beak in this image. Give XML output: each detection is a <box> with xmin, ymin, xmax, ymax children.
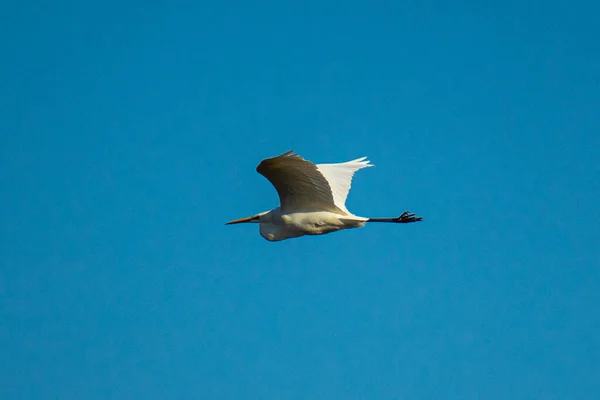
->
<box><xmin>225</xmin><ymin>215</ymin><xmax>256</xmax><ymax>225</ymax></box>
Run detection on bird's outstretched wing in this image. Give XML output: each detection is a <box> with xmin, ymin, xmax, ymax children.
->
<box><xmin>256</xmin><ymin>151</ymin><xmax>371</xmax><ymax>214</ymax></box>
<box><xmin>315</xmin><ymin>157</ymin><xmax>373</xmax><ymax>213</ymax></box>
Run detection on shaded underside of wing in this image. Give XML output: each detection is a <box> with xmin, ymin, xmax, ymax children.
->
<box><xmin>256</xmin><ymin>151</ymin><xmax>346</xmax><ymax>214</ymax></box>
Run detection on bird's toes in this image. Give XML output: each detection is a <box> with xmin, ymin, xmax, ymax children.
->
<box><xmin>399</xmin><ymin>211</ymin><xmax>412</xmax><ymax>219</ymax></box>
<box><xmin>396</xmin><ymin>211</ymin><xmax>423</xmax><ymax>223</ymax></box>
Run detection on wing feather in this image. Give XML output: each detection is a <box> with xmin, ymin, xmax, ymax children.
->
<box><xmin>256</xmin><ymin>151</ymin><xmax>345</xmax><ymax>214</ymax></box>
<box><xmin>316</xmin><ymin>157</ymin><xmax>373</xmax><ymax>213</ymax></box>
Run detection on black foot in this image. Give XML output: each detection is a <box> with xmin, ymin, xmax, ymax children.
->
<box><xmin>396</xmin><ymin>211</ymin><xmax>424</xmax><ymax>223</ymax></box>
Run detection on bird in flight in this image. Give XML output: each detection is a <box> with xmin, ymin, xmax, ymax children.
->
<box><xmin>226</xmin><ymin>150</ymin><xmax>423</xmax><ymax>241</ymax></box>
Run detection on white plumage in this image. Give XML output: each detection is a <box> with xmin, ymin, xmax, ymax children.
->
<box><xmin>315</xmin><ymin>157</ymin><xmax>372</xmax><ymax>214</ymax></box>
<box><xmin>226</xmin><ymin>150</ymin><xmax>422</xmax><ymax>241</ymax></box>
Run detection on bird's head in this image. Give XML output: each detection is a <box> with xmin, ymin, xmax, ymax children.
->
<box><xmin>225</xmin><ymin>211</ymin><xmax>270</xmax><ymax>225</ymax></box>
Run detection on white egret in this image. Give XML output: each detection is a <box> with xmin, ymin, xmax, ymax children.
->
<box><xmin>226</xmin><ymin>150</ymin><xmax>423</xmax><ymax>241</ymax></box>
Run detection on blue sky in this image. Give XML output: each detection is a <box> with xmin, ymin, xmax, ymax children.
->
<box><xmin>1</xmin><ymin>0</ymin><xmax>599</xmax><ymax>398</ymax></box>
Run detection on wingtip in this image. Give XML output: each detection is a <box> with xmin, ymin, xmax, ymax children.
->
<box><xmin>266</xmin><ymin>150</ymin><xmax>295</xmax><ymax>159</ymax></box>
<box><xmin>349</xmin><ymin>156</ymin><xmax>374</xmax><ymax>166</ymax></box>
<box><xmin>359</xmin><ymin>157</ymin><xmax>375</xmax><ymax>168</ymax></box>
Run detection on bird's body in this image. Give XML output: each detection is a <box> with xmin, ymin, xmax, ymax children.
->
<box><xmin>226</xmin><ymin>151</ymin><xmax>422</xmax><ymax>241</ymax></box>
<box><xmin>257</xmin><ymin>208</ymin><xmax>368</xmax><ymax>241</ymax></box>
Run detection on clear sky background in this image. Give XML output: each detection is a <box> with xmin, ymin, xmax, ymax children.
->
<box><xmin>1</xmin><ymin>1</ymin><xmax>599</xmax><ymax>399</ymax></box>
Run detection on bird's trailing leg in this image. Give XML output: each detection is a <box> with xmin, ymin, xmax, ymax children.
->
<box><xmin>367</xmin><ymin>211</ymin><xmax>424</xmax><ymax>223</ymax></box>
